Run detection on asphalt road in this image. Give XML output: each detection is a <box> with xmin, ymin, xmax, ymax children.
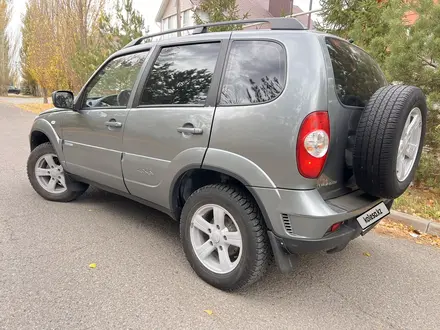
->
<box><xmin>1</xmin><ymin>102</ymin><xmax>440</xmax><ymax>330</ymax></box>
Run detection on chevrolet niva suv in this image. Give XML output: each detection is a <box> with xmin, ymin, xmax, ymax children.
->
<box><xmin>27</xmin><ymin>18</ymin><xmax>427</xmax><ymax>291</ymax></box>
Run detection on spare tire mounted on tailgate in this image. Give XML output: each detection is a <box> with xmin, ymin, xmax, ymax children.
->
<box><xmin>353</xmin><ymin>85</ymin><xmax>427</xmax><ymax>199</ymax></box>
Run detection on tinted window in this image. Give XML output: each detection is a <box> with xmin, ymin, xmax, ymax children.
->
<box><xmin>84</xmin><ymin>52</ymin><xmax>148</xmax><ymax>108</ymax></box>
<box><xmin>140</xmin><ymin>43</ymin><xmax>220</xmax><ymax>105</ymax></box>
<box><xmin>220</xmin><ymin>41</ymin><xmax>286</xmax><ymax>105</ymax></box>
<box><xmin>326</xmin><ymin>37</ymin><xmax>387</xmax><ymax>107</ymax></box>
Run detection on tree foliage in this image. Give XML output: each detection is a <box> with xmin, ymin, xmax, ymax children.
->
<box><xmin>0</xmin><ymin>0</ymin><xmax>10</xmax><ymax>96</ymax></box>
<box><xmin>71</xmin><ymin>0</ymin><xmax>147</xmax><ymax>85</ymax></box>
<box><xmin>194</xmin><ymin>0</ymin><xmax>248</xmax><ymax>32</ymax></box>
<box><xmin>21</xmin><ymin>0</ymin><xmax>146</xmax><ymax>101</ymax></box>
<box><xmin>318</xmin><ymin>0</ymin><xmax>440</xmax><ymax>187</ymax></box>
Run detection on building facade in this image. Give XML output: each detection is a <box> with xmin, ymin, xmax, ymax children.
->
<box><xmin>155</xmin><ymin>0</ymin><xmax>312</xmax><ymax>37</ymax></box>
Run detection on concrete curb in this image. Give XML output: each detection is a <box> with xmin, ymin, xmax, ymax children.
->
<box><xmin>388</xmin><ymin>210</ymin><xmax>440</xmax><ymax>237</ymax></box>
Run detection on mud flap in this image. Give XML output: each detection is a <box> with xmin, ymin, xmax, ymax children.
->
<box><xmin>267</xmin><ymin>231</ymin><xmax>298</xmax><ymax>274</ymax></box>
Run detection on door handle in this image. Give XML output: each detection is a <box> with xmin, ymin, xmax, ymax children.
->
<box><xmin>177</xmin><ymin>127</ymin><xmax>203</xmax><ymax>134</ymax></box>
<box><xmin>105</xmin><ymin>121</ymin><xmax>122</xmax><ymax>128</ymax></box>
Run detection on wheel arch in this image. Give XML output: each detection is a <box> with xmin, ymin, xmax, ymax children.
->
<box><xmin>30</xmin><ymin>130</ymin><xmax>50</xmax><ymax>151</ymax></box>
<box><xmin>30</xmin><ymin>119</ymin><xmax>65</xmax><ymax>163</ymax></box>
<box><xmin>169</xmin><ymin>165</ymin><xmax>273</xmax><ymax>230</ymax></box>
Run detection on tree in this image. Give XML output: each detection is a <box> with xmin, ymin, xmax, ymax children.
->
<box><xmin>318</xmin><ymin>0</ymin><xmax>440</xmax><ymax>187</ymax></box>
<box><xmin>194</xmin><ymin>0</ymin><xmax>248</xmax><ymax>32</ymax></box>
<box><xmin>317</xmin><ymin>0</ymin><xmax>392</xmax><ymax>63</ymax></box>
<box><xmin>0</xmin><ymin>0</ymin><xmax>10</xmax><ymax>96</ymax></box>
<box><xmin>21</xmin><ymin>0</ymin><xmax>108</xmax><ymax>100</ymax></box>
<box><xmin>71</xmin><ymin>0</ymin><xmax>147</xmax><ymax>88</ymax></box>
<box><xmin>21</xmin><ymin>0</ymin><xmax>67</xmax><ymax>102</ymax></box>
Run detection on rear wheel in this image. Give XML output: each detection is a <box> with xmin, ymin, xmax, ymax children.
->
<box><xmin>27</xmin><ymin>142</ymin><xmax>88</xmax><ymax>202</ymax></box>
<box><xmin>180</xmin><ymin>184</ymin><xmax>270</xmax><ymax>291</ymax></box>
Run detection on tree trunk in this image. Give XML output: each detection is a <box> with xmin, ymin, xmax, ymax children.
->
<box><xmin>42</xmin><ymin>88</ymin><xmax>48</xmax><ymax>104</ymax></box>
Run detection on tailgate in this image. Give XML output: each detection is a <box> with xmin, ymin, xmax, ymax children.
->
<box><xmin>318</xmin><ymin>36</ymin><xmax>388</xmax><ymax>200</ymax></box>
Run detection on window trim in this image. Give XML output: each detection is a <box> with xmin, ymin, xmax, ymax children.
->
<box><xmin>216</xmin><ymin>38</ymin><xmax>288</xmax><ymax>107</ymax></box>
<box><xmin>132</xmin><ymin>39</ymin><xmax>229</xmax><ymax>109</ymax></box>
<box><xmin>75</xmin><ymin>49</ymin><xmax>152</xmax><ymax>111</ymax></box>
<box><xmin>324</xmin><ymin>36</ymin><xmax>388</xmax><ymax>110</ymax></box>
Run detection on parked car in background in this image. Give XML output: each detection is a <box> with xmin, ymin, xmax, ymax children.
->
<box><xmin>8</xmin><ymin>86</ymin><xmax>21</xmax><ymax>95</ymax></box>
<box><xmin>26</xmin><ymin>18</ymin><xmax>427</xmax><ymax>291</ymax></box>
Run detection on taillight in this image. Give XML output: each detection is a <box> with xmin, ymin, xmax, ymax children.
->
<box><xmin>297</xmin><ymin>111</ymin><xmax>330</xmax><ymax>178</ymax></box>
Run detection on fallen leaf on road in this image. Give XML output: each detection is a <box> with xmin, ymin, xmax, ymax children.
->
<box><xmin>204</xmin><ymin>309</ymin><xmax>213</xmax><ymax>315</ymax></box>
<box><xmin>363</xmin><ymin>252</ymin><xmax>371</xmax><ymax>257</ymax></box>
<box><xmin>89</xmin><ymin>263</ymin><xmax>97</xmax><ymax>269</ymax></box>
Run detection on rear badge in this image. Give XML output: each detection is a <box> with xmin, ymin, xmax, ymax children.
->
<box><xmin>317</xmin><ymin>174</ymin><xmax>337</xmax><ymax>188</ymax></box>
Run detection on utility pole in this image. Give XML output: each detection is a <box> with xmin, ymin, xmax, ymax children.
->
<box><xmin>176</xmin><ymin>0</ymin><xmax>181</xmax><ymax>36</ymax></box>
<box><xmin>307</xmin><ymin>0</ymin><xmax>313</xmax><ymax>29</ymax></box>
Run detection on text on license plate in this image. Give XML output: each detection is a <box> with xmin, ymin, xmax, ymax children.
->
<box><xmin>356</xmin><ymin>202</ymin><xmax>389</xmax><ymax>229</ymax></box>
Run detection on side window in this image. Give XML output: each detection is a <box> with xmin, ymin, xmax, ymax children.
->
<box><xmin>325</xmin><ymin>37</ymin><xmax>387</xmax><ymax>107</ymax></box>
<box><xmin>220</xmin><ymin>41</ymin><xmax>286</xmax><ymax>105</ymax></box>
<box><xmin>83</xmin><ymin>51</ymin><xmax>149</xmax><ymax>108</ymax></box>
<box><xmin>140</xmin><ymin>43</ymin><xmax>221</xmax><ymax>106</ymax></box>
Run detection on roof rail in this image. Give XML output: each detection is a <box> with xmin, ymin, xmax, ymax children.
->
<box><xmin>124</xmin><ymin>17</ymin><xmax>305</xmax><ymax>48</ymax></box>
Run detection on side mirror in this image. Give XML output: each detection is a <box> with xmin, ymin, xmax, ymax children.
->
<box><xmin>52</xmin><ymin>91</ymin><xmax>74</xmax><ymax>109</ymax></box>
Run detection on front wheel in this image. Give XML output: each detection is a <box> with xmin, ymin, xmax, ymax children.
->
<box><xmin>180</xmin><ymin>184</ymin><xmax>270</xmax><ymax>291</ymax></box>
<box><xmin>27</xmin><ymin>142</ymin><xmax>88</xmax><ymax>202</ymax></box>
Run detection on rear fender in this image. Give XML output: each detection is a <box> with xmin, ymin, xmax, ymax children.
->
<box><xmin>202</xmin><ymin>148</ymin><xmax>278</xmax><ymax>190</ymax></box>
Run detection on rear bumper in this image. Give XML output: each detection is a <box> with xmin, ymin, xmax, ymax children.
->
<box><xmin>251</xmin><ymin>185</ymin><xmax>393</xmax><ymax>272</ymax></box>
<box><xmin>266</xmin><ymin>199</ymin><xmax>392</xmax><ymax>273</ymax></box>
<box><xmin>251</xmin><ymin>186</ymin><xmax>392</xmax><ymax>240</ymax></box>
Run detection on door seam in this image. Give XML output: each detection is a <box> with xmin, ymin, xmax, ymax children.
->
<box><xmin>121</xmin><ymin>152</ymin><xmax>131</xmax><ymax>194</ymax></box>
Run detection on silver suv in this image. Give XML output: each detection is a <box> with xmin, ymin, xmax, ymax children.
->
<box><xmin>27</xmin><ymin>18</ymin><xmax>427</xmax><ymax>291</ymax></box>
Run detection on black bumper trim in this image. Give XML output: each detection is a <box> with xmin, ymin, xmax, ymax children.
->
<box><xmin>271</xmin><ymin>219</ymin><xmax>382</xmax><ymax>255</ymax></box>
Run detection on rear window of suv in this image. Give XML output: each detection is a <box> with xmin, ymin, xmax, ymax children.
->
<box><xmin>325</xmin><ymin>37</ymin><xmax>387</xmax><ymax>107</ymax></box>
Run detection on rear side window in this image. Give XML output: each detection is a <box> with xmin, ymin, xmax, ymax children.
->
<box><xmin>140</xmin><ymin>43</ymin><xmax>221</xmax><ymax>105</ymax></box>
<box><xmin>326</xmin><ymin>37</ymin><xmax>387</xmax><ymax>107</ymax></box>
<box><xmin>220</xmin><ymin>41</ymin><xmax>286</xmax><ymax>105</ymax></box>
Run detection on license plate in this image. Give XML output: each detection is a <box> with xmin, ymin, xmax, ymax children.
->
<box><xmin>356</xmin><ymin>202</ymin><xmax>389</xmax><ymax>229</ymax></box>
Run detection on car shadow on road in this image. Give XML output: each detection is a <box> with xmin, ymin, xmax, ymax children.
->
<box><xmin>75</xmin><ymin>186</ymin><xmax>181</xmax><ymax>238</ymax></box>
